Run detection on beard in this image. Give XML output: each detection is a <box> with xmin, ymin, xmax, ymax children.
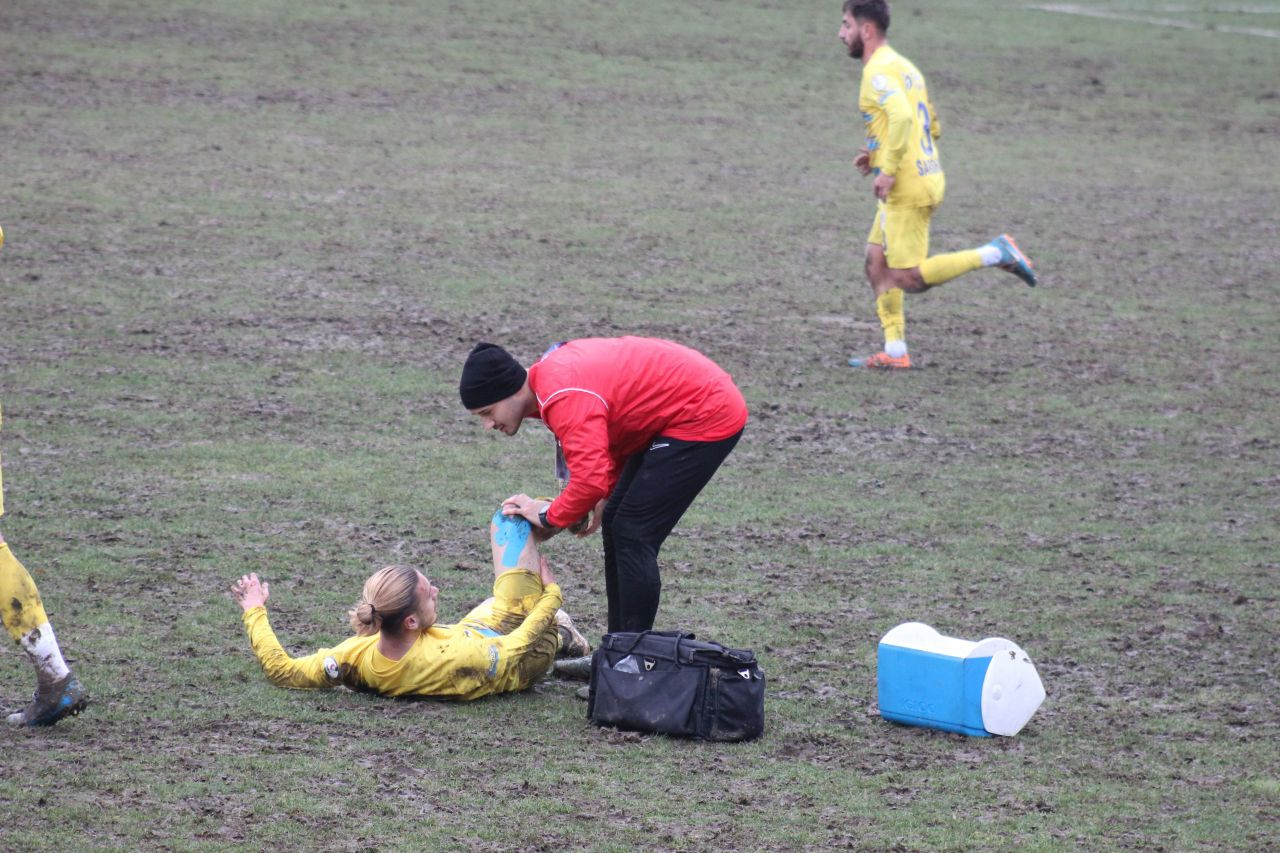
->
<box><xmin>848</xmin><ymin>36</ymin><xmax>864</xmax><ymax>59</ymax></box>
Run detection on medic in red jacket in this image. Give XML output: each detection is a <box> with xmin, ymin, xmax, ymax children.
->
<box><xmin>529</xmin><ymin>337</ymin><xmax>746</xmax><ymax>528</ymax></box>
<box><xmin>460</xmin><ymin>337</ymin><xmax>747</xmax><ymax>635</ymax></box>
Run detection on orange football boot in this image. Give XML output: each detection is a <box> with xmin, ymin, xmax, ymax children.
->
<box><xmin>849</xmin><ymin>352</ymin><xmax>912</xmax><ymax>369</ymax></box>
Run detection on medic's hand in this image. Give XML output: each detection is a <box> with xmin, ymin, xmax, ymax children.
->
<box><xmin>579</xmin><ymin>497</ymin><xmax>607</xmax><ymax>537</ymax></box>
<box><xmin>501</xmin><ymin>493</ymin><xmax>550</xmax><ymax>526</ymax></box>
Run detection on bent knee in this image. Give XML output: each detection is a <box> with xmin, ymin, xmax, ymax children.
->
<box><xmin>875</xmin><ymin>265</ymin><xmax>925</xmax><ymax>294</ymax></box>
<box><xmin>490</xmin><ymin>508</ymin><xmax>537</xmax><ymax>571</ymax></box>
<box><xmin>864</xmin><ymin>251</ymin><xmax>884</xmax><ymax>283</ymax></box>
<box><xmin>894</xmin><ymin>272</ymin><xmax>926</xmax><ymax>293</ymax></box>
<box><xmin>490</xmin><ymin>506</ymin><xmax>531</xmax><ymax>540</ymax></box>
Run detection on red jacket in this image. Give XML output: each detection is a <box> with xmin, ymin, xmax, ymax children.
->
<box><xmin>528</xmin><ymin>337</ymin><xmax>748</xmax><ymax>527</ymax></box>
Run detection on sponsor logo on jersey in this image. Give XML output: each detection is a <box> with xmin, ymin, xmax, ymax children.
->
<box><xmin>487</xmin><ymin>644</ymin><xmax>500</xmax><ymax>678</ymax></box>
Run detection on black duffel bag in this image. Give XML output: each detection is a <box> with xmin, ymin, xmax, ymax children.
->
<box><xmin>587</xmin><ymin>630</ymin><xmax>765</xmax><ymax>741</ymax></box>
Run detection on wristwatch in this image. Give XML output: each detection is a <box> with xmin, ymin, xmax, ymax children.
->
<box><xmin>538</xmin><ymin>507</ymin><xmax>555</xmax><ymax>529</ymax></box>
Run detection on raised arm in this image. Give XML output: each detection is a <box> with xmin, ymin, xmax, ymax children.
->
<box><xmin>233</xmin><ymin>573</ymin><xmax>335</xmax><ymax>690</ymax></box>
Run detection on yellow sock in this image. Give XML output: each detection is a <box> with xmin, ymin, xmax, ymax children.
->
<box><xmin>919</xmin><ymin>249</ymin><xmax>984</xmax><ymax>287</ymax></box>
<box><xmin>0</xmin><ymin>542</ymin><xmax>49</xmax><ymax>640</ymax></box>
<box><xmin>875</xmin><ymin>288</ymin><xmax>905</xmax><ymax>350</ymax></box>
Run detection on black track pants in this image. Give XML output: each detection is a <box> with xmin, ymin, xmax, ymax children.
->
<box><xmin>601</xmin><ymin>430</ymin><xmax>742</xmax><ymax>633</ymax></box>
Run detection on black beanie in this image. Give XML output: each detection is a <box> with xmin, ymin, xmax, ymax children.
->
<box><xmin>459</xmin><ymin>342</ymin><xmax>527</xmax><ymax>409</ymax></box>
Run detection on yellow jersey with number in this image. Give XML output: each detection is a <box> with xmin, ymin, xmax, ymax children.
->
<box><xmin>859</xmin><ymin>45</ymin><xmax>945</xmax><ymax>208</ymax></box>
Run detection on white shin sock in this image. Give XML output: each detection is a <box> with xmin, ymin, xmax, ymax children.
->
<box><xmin>20</xmin><ymin>622</ymin><xmax>71</xmax><ymax>686</ymax></box>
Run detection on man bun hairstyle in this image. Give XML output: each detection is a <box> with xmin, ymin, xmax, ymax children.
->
<box><xmin>459</xmin><ymin>342</ymin><xmax>528</xmax><ymax>409</ymax></box>
<box><xmin>350</xmin><ymin>564</ymin><xmax>420</xmax><ymax>636</ymax></box>
<box><xmin>844</xmin><ymin>0</ymin><xmax>890</xmax><ymax>33</ymax></box>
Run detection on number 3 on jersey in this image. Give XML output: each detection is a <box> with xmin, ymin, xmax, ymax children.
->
<box><xmin>917</xmin><ymin>101</ymin><xmax>934</xmax><ymax>156</ymax></box>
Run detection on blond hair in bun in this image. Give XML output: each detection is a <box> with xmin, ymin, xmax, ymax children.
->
<box><xmin>349</xmin><ymin>564</ymin><xmax>419</xmax><ymax>636</ymax></box>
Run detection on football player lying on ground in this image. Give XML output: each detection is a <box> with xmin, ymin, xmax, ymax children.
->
<box><xmin>231</xmin><ymin>510</ymin><xmax>590</xmax><ymax>700</ymax></box>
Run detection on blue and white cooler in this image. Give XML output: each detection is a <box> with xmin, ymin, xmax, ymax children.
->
<box><xmin>877</xmin><ymin>622</ymin><xmax>1046</xmax><ymax>737</ymax></box>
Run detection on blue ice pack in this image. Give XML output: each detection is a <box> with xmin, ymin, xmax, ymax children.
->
<box><xmin>877</xmin><ymin>622</ymin><xmax>1046</xmax><ymax>737</ymax></box>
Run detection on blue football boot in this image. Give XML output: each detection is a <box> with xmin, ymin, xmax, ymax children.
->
<box><xmin>989</xmin><ymin>234</ymin><xmax>1038</xmax><ymax>287</ymax></box>
<box><xmin>6</xmin><ymin>673</ymin><xmax>89</xmax><ymax>727</ymax></box>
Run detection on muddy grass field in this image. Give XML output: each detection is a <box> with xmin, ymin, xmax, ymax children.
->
<box><xmin>2</xmin><ymin>1</ymin><xmax>1277</xmax><ymax>850</ymax></box>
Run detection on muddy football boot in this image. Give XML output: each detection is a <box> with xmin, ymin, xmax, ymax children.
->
<box><xmin>575</xmin><ymin>684</ymin><xmax>591</xmax><ymax>701</ymax></box>
<box><xmin>989</xmin><ymin>234</ymin><xmax>1037</xmax><ymax>287</ymax></box>
<box><xmin>554</xmin><ymin>653</ymin><xmax>595</xmax><ymax>681</ymax></box>
<box><xmin>849</xmin><ymin>352</ymin><xmax>912</xmax><ymax>369</ymax></box>
<box><xmin>6</xmin><ymin>673</ymin><xmax>89</xmax><ymax>727</ymax></box>
<box><xmin>555</xmin><ymin>610</ymin><xmax>592</xmax><ymax>658</ymax></box>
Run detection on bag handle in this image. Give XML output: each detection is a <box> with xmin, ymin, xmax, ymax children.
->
<box><xmin>610</xmin><ymin>630</ymin><xmax>753</xmax><ymax>665</ymax></box>
<box><xmin>687</xmin><ymin>641</ymin><xmax>754</xmax><ymax>666</ymax></box>
<box><xmin>702</xmin><ymin>648</ymin><xmax>754</xmax><ymax>666</ymax></box>
<box><xmin>617</xmin><ymin>629</ymin><xmax>695</xmax><ymax>657</ymax></box>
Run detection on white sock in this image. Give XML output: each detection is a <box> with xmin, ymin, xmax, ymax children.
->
<box><xmin>978</xmin><ymin>244</ymin><xmax>1003</xmax><ymax>266</ymax></box>
<box><xmin>20</xmin><ymin>622</ymin><xmax>71</xmax><ymax>686</ymax></box>
<box><xmin>885</xmin><ymin>340</ymin><xmax>909</xmax><ymax>359</ymax></box>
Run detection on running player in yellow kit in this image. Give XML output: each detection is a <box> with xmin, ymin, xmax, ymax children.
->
<box><xmin>839</xmin><ymin>1</ymin><xmax>1038</xmax><ymax>369</ymax></box>
<box><xmin>232</xmin><ymin>509</ymin><xmax>590</xmax><ymax>701</ymax></box>
<box><xmin>0</xmin><ymin>402</ymin><xmax>90</xmax><ymax>726</ymax></box>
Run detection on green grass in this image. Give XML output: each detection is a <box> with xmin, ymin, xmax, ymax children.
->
<box><xmin>2</xmin><ymin>0</ymin><xmax>1278</xmax><ymax>849</ymax></box>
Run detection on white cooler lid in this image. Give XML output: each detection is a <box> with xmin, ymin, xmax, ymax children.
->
<box><xmin>973</xmin><ymin>638</ymin><xmax>1047</xmax><ymax>736</ymax></box>
<box><xmin>879</xmin><ymin>622</ymin><xmax>977</xmax><ymax>658</ymax></box>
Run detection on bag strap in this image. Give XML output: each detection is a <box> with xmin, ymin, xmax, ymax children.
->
<box><xmin>688</xmin><ymin>643</ymin><xmax>754</xmax><ymax>666</ymax></box>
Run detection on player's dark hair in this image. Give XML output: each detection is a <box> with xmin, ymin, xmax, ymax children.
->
<box><xmin>843</xmin><ymin>0</ymin><xmax>890</xmax><ymax>33</ymax></box>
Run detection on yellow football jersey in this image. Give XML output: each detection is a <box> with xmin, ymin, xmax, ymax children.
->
<box><xmin>242</xmin><ymin>582</ymin><xmax>562</xmax><ymax>701</ymax></box>
<box><xmin>859</xmin><ymin>45</ymin><xmax>945</xmax><ymax>208</ymax></box>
